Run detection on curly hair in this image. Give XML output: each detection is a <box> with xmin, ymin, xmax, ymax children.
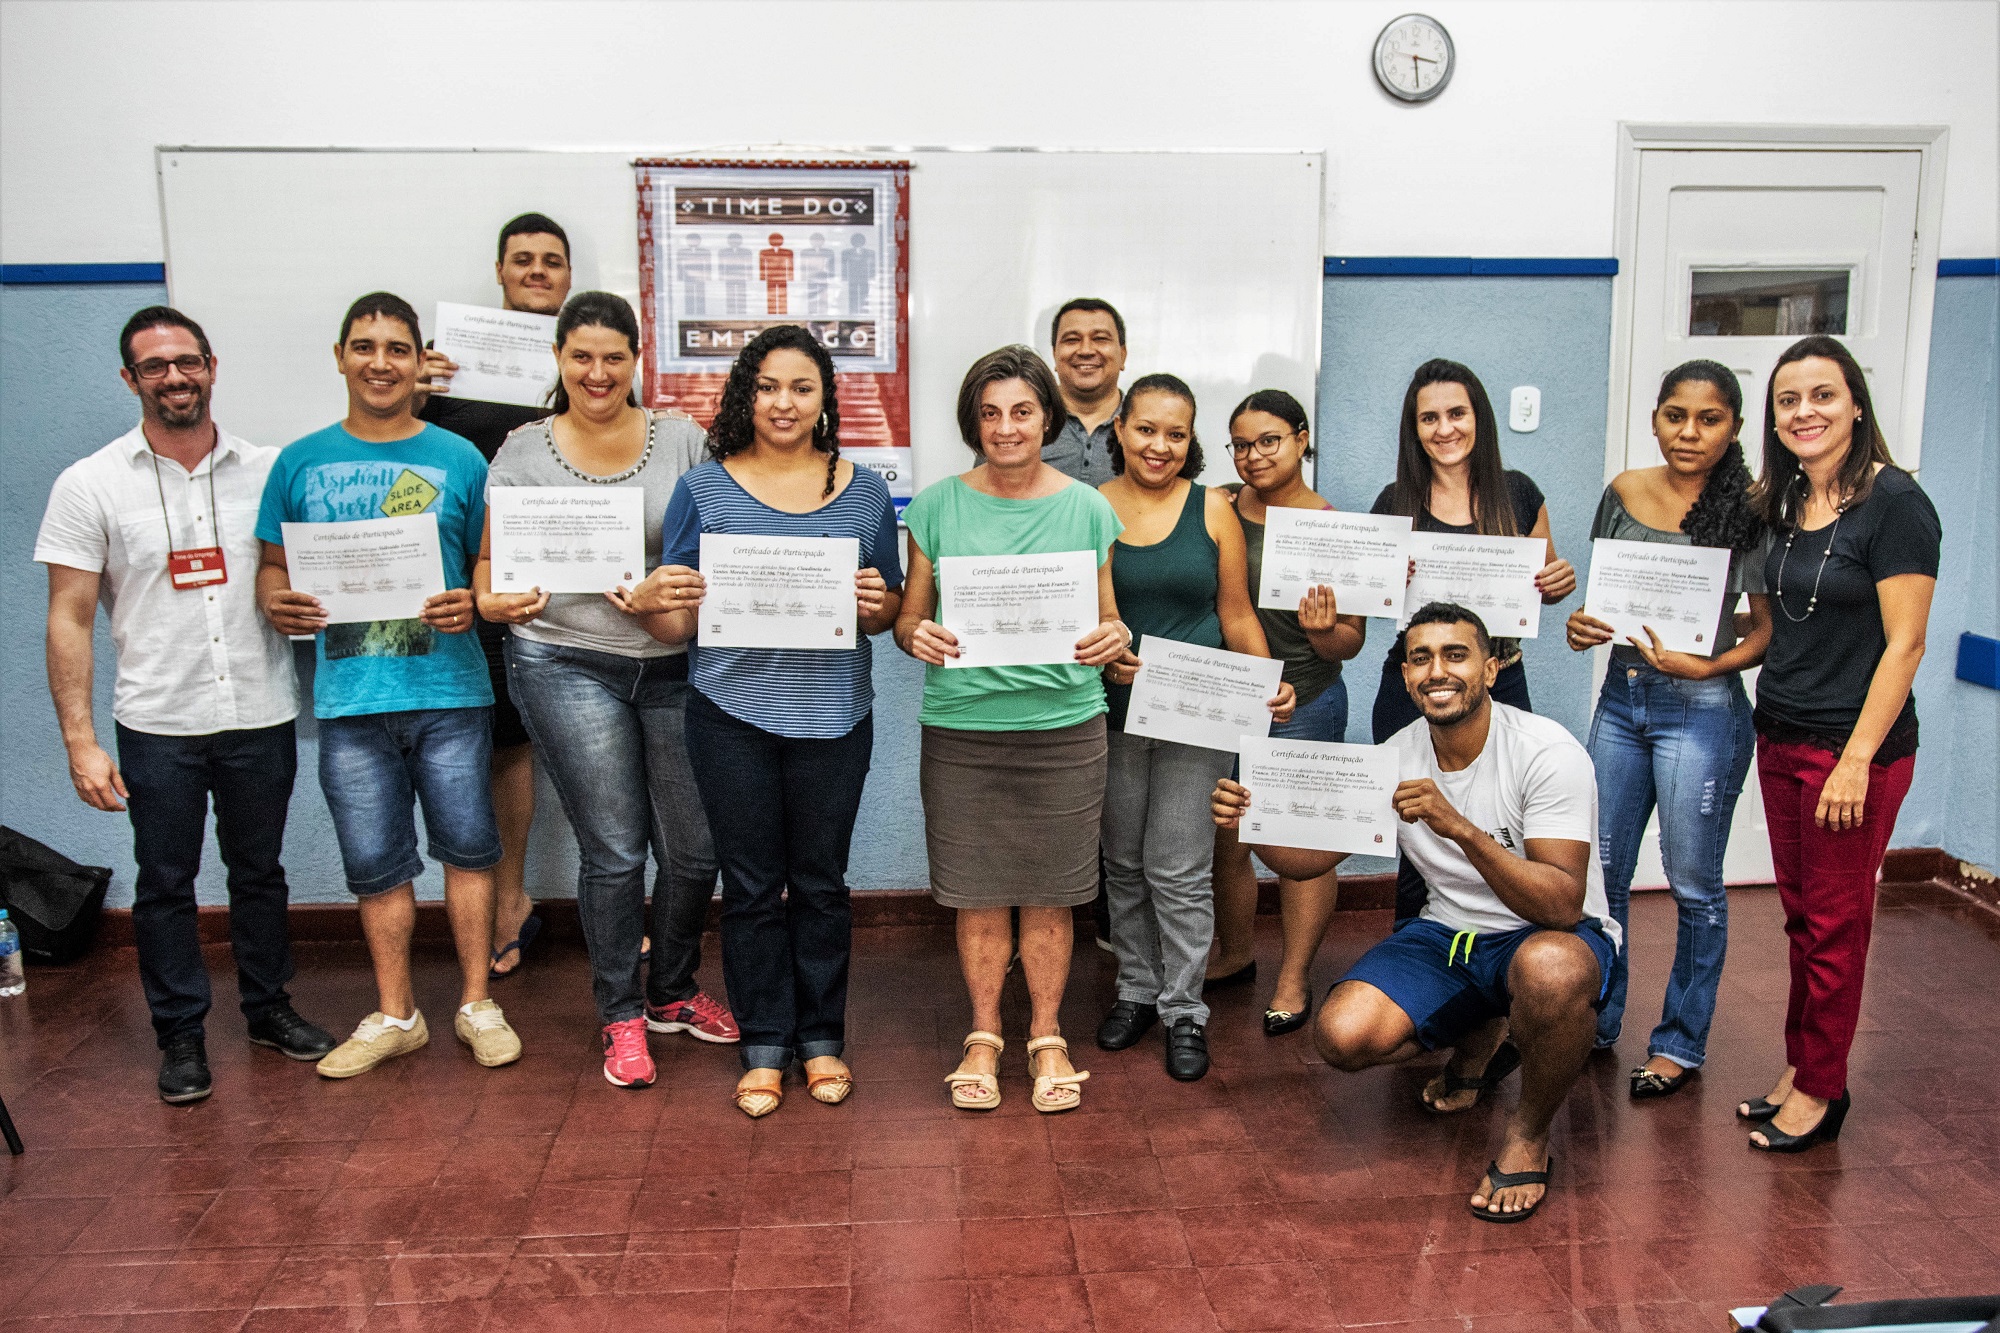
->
<box><xmin>706</xmin><ymin>324</ymin><xmax>842</xmax><ymax>496</ymax></box>
<box><xmin>1110</xmin><ymin>372</ymin><xmax>1204</xmax><ymax>479</ymax></box>
<box><xmin>1655</xmin><ymin>360</ymin><xmax>1766</xmax><ymax>553</ymax></box>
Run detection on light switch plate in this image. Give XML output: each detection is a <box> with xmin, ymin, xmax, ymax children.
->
<box><xmin>1509</xmin><ymin>385</ymin><xmax>1541</xmax><ymax>433</ymax></box>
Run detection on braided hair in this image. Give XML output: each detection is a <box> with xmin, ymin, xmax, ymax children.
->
<box><xmin>1656</xmin><ymin>360</ymin><xmax>1765</xmax><ymax>552</ymax></box>
<box><xmin>706</xmin><ymin>324</ymin><xmax>842</xmax><ymax>496</ymax></box>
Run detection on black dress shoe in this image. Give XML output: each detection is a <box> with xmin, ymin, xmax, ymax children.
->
<box><xmin>248</xmin><ymin>1002</ymin><xmax>337</xmax><ymax>1061</ymax></box>
<box><xmin>1165</xmin><ymin>1019</ymin><xmax>1209</xmax><ymax>1081</ymax></box>
<box><xmin>1263</xmin><ymin>994</ymin><xmax>1311</xmax><ymax>1036</ymax></box>
<box><xmin>1749</xmin><ymin>1089</ymin><xmax>1851</xmax><ymax>1153</ymax></box>
<box><xmin>159</xmin><ymin>1033</ymin><xmax>212</xmax><ymax>1104</ymax></box>
<box><xmin>1096</xmin><ymin>1000</ymin><xmax>1158</xmax><ymax>1051</ymax></box>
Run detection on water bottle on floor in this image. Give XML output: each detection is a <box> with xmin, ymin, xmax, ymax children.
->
<box><xmin>0</xmin><ymin>910</ymin><xmax>24</xmax><ymax>996</ymax></box>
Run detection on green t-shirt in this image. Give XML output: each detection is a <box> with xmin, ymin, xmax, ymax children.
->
<box><xmin>904</xmin><ymin>474</ymin><xmax>1123</xmax><ymax>732</ymax></box>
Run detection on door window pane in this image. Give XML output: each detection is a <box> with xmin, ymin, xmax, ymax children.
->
<box><xmin>1689</xmin><ymin>269</ymin><xmax>1850</xmax><ymax>336</ymax></box>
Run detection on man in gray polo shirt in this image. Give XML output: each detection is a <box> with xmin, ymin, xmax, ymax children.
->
<box><xmin>1043</xmin><ymin>297</ymin><xmax>1129</xmax><ymax>486</ymax></box>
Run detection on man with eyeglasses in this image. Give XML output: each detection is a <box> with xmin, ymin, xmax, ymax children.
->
<box><xmin>36</xmin><ymin>306</ymin><xmax>335</xmax><ymax>1104</ymax></box>
<box><xmin>1044</xmin><ymin>297</ymin><xmax>1130</xmax><ymax>487</ymax></box>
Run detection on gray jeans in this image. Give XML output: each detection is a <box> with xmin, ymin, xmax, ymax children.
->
<box><xmin>1101</xmin><ymin>731</ymin><xmax>1236</xmax><ymax>1026</ymax></box>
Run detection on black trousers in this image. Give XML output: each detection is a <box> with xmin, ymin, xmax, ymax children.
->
<box><xmin>115</xmin><ymin>721</ymin><xmax>299</xmax><ymax>1046</ymax></box>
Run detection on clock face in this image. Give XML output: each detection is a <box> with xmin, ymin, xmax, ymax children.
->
<box><xmin>1374</xmin><ymin>13</ymin><xmax>1454</xmax><ymax>102</ymax></box>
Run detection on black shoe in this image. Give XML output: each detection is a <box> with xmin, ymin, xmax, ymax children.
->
<box><xmin>248</xmin><ymin>1002</ymin><xmax>337</xmax><ymax>1061</ymax></box>
<box><xmin>1263</xmin><ymin>994</ymin><xmax>1311</xmax><ymax>1036</ymax></box>
<box><xmin>1736</xmin><ymin>1093</ymin><xmax>1782</xmax><ymax>1123</ymax></box>
<box><xmin>1748</xmin><ymin>1089</ymin><xmax>1851</xmax><ymax>1153</ymax></box>
<box><xmin>1629</xmin><ymin>1063</ymin><xmax>1693</xmax><ymax>1100</ymax></box>
<box><xmin>1165</xmin><ymin>1019</ymin><xmax>1209</xmax><ymax>1081</ymax></box>
<box><xmin>1096</xmin><ymin>1000</ymin><xmax>1158</xmax><ymax>1051</ymax></box>
<box><xmin>1204</xmin><ymin>960</ymin><xmax>1256</xmax><ymax>991</ymax></box>
<box><xmin>159</xmin><ymin>1033</ymin><xmax>212</xmax><ymax>1104</ymax></box>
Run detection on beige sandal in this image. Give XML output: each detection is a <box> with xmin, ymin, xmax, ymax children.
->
<box><xmin>807</xmin><ymin>1065</ymin><xmax>854</xmax><ymax>1106</ymax></box>
<box><xmin>734</xmin><ymin>1077</ymin><xmax>784</xmax><ymax>1119</ymax></box>
<box><xmin>946</xmin><ymin>1031</ymin><xmax>1004</xmax><ymax>1111</ymax></box>
<box><xmin>1026</xmin><ymin>1035</ymin><xmax>1089</xmax><ymax>1114</ymax></box>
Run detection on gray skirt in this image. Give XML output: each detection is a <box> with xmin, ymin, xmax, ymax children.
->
<box><xmin>921</xmin><ymin>715</ymin><xmax>1108</xmax><ymax>909</ymax></box>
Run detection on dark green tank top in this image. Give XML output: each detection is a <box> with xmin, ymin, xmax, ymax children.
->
<box><xmin>1106</xmin><ymin>483</ymin><xmax>1221</xmax><ymax>729</ymax></box>
<box><xmin>1231</xmin><ymin>487</ymin><xmax>1342</xmax><ymax>708</ymax></box>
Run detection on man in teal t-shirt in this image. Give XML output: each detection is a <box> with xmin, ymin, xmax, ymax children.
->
<box><xmin>255</xmin><ymin>291</ymin><xmax>522</xmax><ymax>1080</ymax></box>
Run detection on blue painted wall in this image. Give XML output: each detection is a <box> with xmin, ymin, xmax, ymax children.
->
<box><xmin>3</xmin><ymin>274</ymin><xmax>1994</xmax><ymax>907</ymax></box>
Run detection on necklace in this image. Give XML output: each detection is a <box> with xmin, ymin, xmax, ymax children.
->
<box><xmin>545</xmin><ymin>412</ymin><xmax>654</xmax><ymax>484</ymax></box>
<box><xmin>1773</xmin><ymin>486</ymin><xmax>1847</xmax><ymax>622</ymax></box>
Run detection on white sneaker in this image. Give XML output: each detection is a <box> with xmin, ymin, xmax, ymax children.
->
<box><xmin>454</xmin><ymin>999</ymin><xmax>522</xmax><ymax>1067</ymax></box>
<box><xmin>316</xmin><ymin>1011</ymin><xmax>428</xmax><ymax>1079</ymax></box>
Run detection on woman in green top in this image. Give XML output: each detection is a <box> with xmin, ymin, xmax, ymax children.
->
<box><xmin>1207</xmin><ymin>390</ymin><xmax>1369</xmax><ymax>1037</ymax></box>
<box><xmin>896</xmin><ymin>345</ymin><xmax>1129</xmax><ymax>1115</ymax></box>
<box><xmin>1094</xmin><ymin>374</ymin><xmax>1293</xmax><ymax>1083</ymax></box>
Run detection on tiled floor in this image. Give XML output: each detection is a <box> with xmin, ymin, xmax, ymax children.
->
<box><xmin>3</xmin><ymin>884</ymin><xmax>1998</xmax><ymax>1332</ymax></box>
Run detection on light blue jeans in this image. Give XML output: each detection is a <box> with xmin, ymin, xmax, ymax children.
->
<box><xmin>1588</xmin><ymin>661</ymin><xmax>1754</xmax><ymax>1068</ymax></box>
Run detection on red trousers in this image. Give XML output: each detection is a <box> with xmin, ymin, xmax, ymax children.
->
<box><xmin>1756</xmin><ymin>737</ymin><xmax>1916</xmax><ymax>1099</ymax></box>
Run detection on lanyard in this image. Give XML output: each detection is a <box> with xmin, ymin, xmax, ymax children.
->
<box><xmin>148</xmin><ymin>441</ymin><xmax>221</xmax><ymax>553</ymax></box>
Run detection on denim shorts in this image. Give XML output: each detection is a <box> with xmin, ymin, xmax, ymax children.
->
<box><xmin>1337</xmin><ymin>916</ymin><xmax>1617</xmax><ymax>1050</ymax></box>
<box><xmin>1271</xmin><ymin>676</ymin><xmax>1349</xmax><ymax>742</ymax></box>
<box><xmin>317</xmin><ymin>707</ymin><xmax>502</xmax><ymax>896</ymax></box>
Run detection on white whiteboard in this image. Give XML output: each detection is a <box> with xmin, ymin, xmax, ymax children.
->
<box><xmin>159</xmin><ymin>148</ymin><xmax>1322</xmax><ymax>489</ymax></box>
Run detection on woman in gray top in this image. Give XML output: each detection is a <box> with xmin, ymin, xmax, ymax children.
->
<box><xmin>473</xmin><ymin>292</ymin><xmax>734</xmax><ymax>1092</ymax></box>
<box><xmin>1565</xmin><ymin>359</ymin><xmax>1771</xmax><ymax>1099</ymax></box>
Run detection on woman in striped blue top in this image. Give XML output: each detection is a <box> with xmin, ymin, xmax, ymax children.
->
<box><xmin>638</xmin><ymin>325</ymin><xmax>903</xmax><ymax>1119</ymax></box>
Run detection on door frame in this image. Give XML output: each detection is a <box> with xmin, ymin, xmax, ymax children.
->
<box><xmin>1605</xmin><ymin>122</ymin><xmax>1950</xmax><ymax>486</ymax></box>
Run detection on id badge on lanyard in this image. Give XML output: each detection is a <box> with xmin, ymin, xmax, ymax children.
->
<box><xmin>151</xmin><ymin>443</ymin><xmax>228</xmax><ymax>590</ymax></box>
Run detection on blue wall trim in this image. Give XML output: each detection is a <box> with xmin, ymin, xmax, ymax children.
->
<box><xmin>1326</xmin><ymin>256</ymin><xmax>1618</xmax><ymax>277</ymax></box>
<box><xmin>0</xmin><ymin>263</ymin><xmax>167</xmax><ymax>285</ymax></box>
<box><xmin>1939</xmin><ymin>258</ymin><xmax>2000</xmax><ymax>277</ymax></box>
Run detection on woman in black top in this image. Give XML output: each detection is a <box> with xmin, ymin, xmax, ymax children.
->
<box><xmin>1738</xmin><ymin>336</ymin><xmax>1939</xmax><ymax>1153</ymax></box>
<box><xmin>1369</xmin><ymin>359</ymin><xmax>1576</xmax><ymax>931</ymax></box>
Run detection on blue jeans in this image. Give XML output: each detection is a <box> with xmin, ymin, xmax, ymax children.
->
<box><xmin>318</xmin><ymin>707</ymin><xmax>501</xmax><ymax>895</ymax></box>
<box><xmin>116</xmin><ymin>721</ymin><xmax>298</xmax><ymax>1046</ymax></box>
<box><xmin>1588</xmin><ymin>662</ymin><xmax>1754</xmax><ymax>1067</ymax></box>
<box><xmin>506</xmin><ymin>637</ymin><xmax>718</xmax><ymax>1025</ymax></box>
<box><xmin>684</xmin><ymin>690</ymin><xmax>873</xmax><ymax>1071</ymax></box>
<box><xmin>1272</xmin><ymin>676</ymin><xmax>1349</xmax><ymax>743</ymax></box>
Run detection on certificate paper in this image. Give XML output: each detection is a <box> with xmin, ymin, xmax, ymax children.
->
<box><xmin>938</xmin><ymin>550</ymin><xmax>1096</xmax><ymax>668</ymax></box>
<box><xmin>1403</xmin><ymin>532</ymin><xmax>1546</xmax><ymax>638</ymax></box>
<box><xmin>1238</xmin><ymin>738</ymin><xmax>1400</xmax><ymax>856</ymax></box>
<box><xmin>432</xmin><ymin>303</ymin><xmax>558</xmax><ymax>408</ymax></box>
<box><xmin>281</xmin><ymin>514</ymin><xmax>444</xmax><ymax>624</ymax></box>
<box><xmin>699</xmin><ymin>534</ymin><xmax>859</xmax><ymax>650</ymax></box>
<box><xmin>1125</xmin><ymin>637</ymin><xmax>1283</xmax><ymax>753</ymax></box>
<box><xmin>489</xmin><ymin>487</ymin><xmax>646</xmax><ymax>594</ymax></box>
<box><xmin>1258</xmin><ymin>510</ymin><xmax>1412</xmax><ymax>619</ymax></box>
<box><xmin>1584</xmin><ymin>538</ymin><xmax>1732</xmax><ymax>655</ymax></box>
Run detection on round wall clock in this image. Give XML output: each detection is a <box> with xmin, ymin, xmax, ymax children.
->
<box><xmin>1373</xmin><ymin>13</ymin><xmax>1455</xmax><ymax>102</ymax></box>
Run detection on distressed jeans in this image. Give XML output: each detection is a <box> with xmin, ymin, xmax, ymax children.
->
<box><xmin>1588</xmin><ymin>662</ymin><xmax>1754</xmax><ymax>1068</ymax></box>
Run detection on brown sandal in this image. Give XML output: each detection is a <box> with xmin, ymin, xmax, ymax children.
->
<box><xmin>807</xmin><ymin>1067</ymin><xmax>854</xmax><ymax>1105</ymax></box>
<box><xmin>734</xmin><ymin>1078</ymin><xmax>784</xmax><ymax>1119</ymax></box>
<box><xmin>946</xmin><ymin>1031</ymin><xmax>1003</xmax><ymax>1111</ymax></box>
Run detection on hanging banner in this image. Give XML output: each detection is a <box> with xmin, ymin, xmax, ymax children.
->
<box><xmin>636</xmin><ymin>159</ymin><xmax>912</xmax><ymax>511</ymax></box>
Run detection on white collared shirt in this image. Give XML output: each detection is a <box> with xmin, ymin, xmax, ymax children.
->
<box><xmin>34</xmin><ymin>424</ymin><xmax>298</xmax><ymax>736</ymax></box>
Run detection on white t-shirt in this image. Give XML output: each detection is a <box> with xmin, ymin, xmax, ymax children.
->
<box><xmin>1389</xmin><ymin>702</ymin><xmax>1620</xmax><ymax>951</ymax></box>
<box><xmin>34</xmin><ymin>426</ymin><xmax>298</xmax><ymax>736</ymax></box>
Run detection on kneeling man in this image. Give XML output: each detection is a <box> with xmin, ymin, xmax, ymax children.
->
<box><xmin>1214</xmin><ymin>602</ymin><xmax>1617</xmax><ymax>1221</ymax></box>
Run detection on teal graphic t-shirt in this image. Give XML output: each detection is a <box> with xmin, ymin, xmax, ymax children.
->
<box><xmin>255</xmin><ymin>422</ymin><xmax>494</xmax><ymax>719</ymax></box>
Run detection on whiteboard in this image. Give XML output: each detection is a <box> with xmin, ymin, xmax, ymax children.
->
<box><xmin>159</xmin><ymin>147</ymin><xmax>1322</xmax><ymax>490</ymax></box>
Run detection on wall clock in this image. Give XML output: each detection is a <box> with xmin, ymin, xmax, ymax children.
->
<box><xmin>1374</xmin><ymin>13</ymin><xmax>1455</xmax><ymax>102</ymax></box>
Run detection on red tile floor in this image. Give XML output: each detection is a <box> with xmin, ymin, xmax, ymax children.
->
<box><xmin>3</xmin><ymin>885</ymin><xmax>1998</xmax><ymax>1331</ymax></box>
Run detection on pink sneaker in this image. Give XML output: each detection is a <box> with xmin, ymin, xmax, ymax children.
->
<box><xmin>645</xmin><ymin>991</ymin><xmax>741</xmax><ymax>1044</ymax></box>
<box><xmin>601</xmin><ymin>1017</ymin><xmax>656</xmax><ymax>1088</ymax></box>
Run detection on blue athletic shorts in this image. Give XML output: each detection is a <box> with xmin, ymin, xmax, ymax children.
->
<box><xmin>1336</xmin><ymin>915</ymin><xmax>1618</xmax><ymax>1051</ymax></box>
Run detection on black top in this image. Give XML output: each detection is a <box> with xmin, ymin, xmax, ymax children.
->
<box><xmin>1371</xmin><ymin>469</ymin><xmax>1546</xmax><ymax>665</ymax></box>
<box><xmin>418</xmin><ymin>395</ymin><xmax>552</xmax><ymax>463</ymax></box>
<box><xmin>1755</xmin><ymin>467</ymin><xmax>1940</xmax><ymax>760</ymax></box>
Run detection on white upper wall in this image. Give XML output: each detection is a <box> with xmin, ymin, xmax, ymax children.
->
<box><xmin>3</xmin><ymin>0</ymin><xmax>1996</xmax><ymax>265</ymax></box>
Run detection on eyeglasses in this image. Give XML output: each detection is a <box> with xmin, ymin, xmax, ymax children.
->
<box><xmin>128</xmin><ymin>355</ymin><xmax>210</xmax><ymax>380</ymax></box>
<box><xmin>1229</xmin><ymin>431</ymin><xmax>1294</xmax><ymax>460</ymax></box>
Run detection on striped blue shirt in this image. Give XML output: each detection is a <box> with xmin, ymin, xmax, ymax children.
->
<box><xmin>662</xmin><ymin>459</ymin><xmax>903</xmax><ymax>739</ymax></box>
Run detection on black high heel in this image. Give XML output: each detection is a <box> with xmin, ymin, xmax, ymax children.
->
<box><xmin>1748</xmin><ymin>1090</ymin><xmax>1850</xmax><ymax>1153</ymax></box>
<box><xmin>1736</xmin><ymin>1095</ymin><xmax>1781</xmax><ymax>1123</ymax></box>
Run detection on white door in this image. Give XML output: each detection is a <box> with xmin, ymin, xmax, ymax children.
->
<box><xmin>1620</xmin><ymin>148</ymin><xmax>1925</xmax><ymax>888</ymax></box>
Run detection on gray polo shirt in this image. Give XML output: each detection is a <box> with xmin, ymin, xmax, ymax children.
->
<box><xmin>1043</xmin><ymin>395</ymin><xmax>1121</xmax><ymax>487</ymax></box>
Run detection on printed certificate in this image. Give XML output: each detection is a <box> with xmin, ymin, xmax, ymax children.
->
<box><xmin>1124</xmin><ymin>637</ymin><xmax>1284</xmax><ymax>752</ymax></box>
<box><xmin>699</xmin><ymin>534</ymin><xmax>859</xmax><ymax>650</ymax></box>
<box><xmin>1257</xmin><ymin>509</ymin><xmax>1412</xmax><ymax>619</ymax></box>
<box><xmin>432</xmin><ymin>303</ymin><xmax>559</xmax><ymax>408</ymax></box>
<box><xmin>1237</xmin><ymin>738</ymin><xmax>1400</xmax><ymax>857</ymax></box>
<box><xmin>1403</xmin><ymin>532</ymin><xmax>1546</xmax><ymax>638</ymax></box>
<box><xmin>281</xmin><ymin>513</ymin><xmax>444</xmax><ymax>624</ymax></box>
<box><xmin>1584</xmin><ymin>538</ymin><xmax>1732</xmax><ymax>655</ymax></box>
<box><xmin>938</xmin><ymin>550</ymin><xmax>1096</xmax><ymax>668</ymax></box>
<box><xmin>488</xmin><ymin>487</ymin><xmax>646</xmax><ymax>594</ymax></box>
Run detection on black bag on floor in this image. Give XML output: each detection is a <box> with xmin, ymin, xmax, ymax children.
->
<box><xmin>1753</xmin><ymin>1285</ymin><xmax>1998</xmax><ymax>1330</ymax></box>
<box><xmin>0</xmin><ymin>826</ymin><xmax>112</xmax><ymax>965</ymax></box>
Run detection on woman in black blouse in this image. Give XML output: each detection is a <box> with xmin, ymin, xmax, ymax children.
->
<box><xmin>1738</xmin><ymin>336</ymin><xmax>1938</xmax><ymax>1152</ymax></box>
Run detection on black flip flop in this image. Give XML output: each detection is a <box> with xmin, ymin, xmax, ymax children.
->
<box><xmin>1423</xmin><ymin>1040</ymin><xmax>1520</xmax><ymax>1113</ymax></box>
<box><xmin>1468</xmin><ymin>1155</ymin><xmax>1553</xmax><ymax>1223</ymax></box>
<box><xmin>488</xmin><ymin>910</ymin><xmax>543</xmax><ymax>980</ymax></box>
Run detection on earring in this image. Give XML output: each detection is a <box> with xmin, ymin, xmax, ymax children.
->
<box><xmin>819</xmin><ymin>411</ymin><xmax>831</xmax><ymax>434</ymax></box>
